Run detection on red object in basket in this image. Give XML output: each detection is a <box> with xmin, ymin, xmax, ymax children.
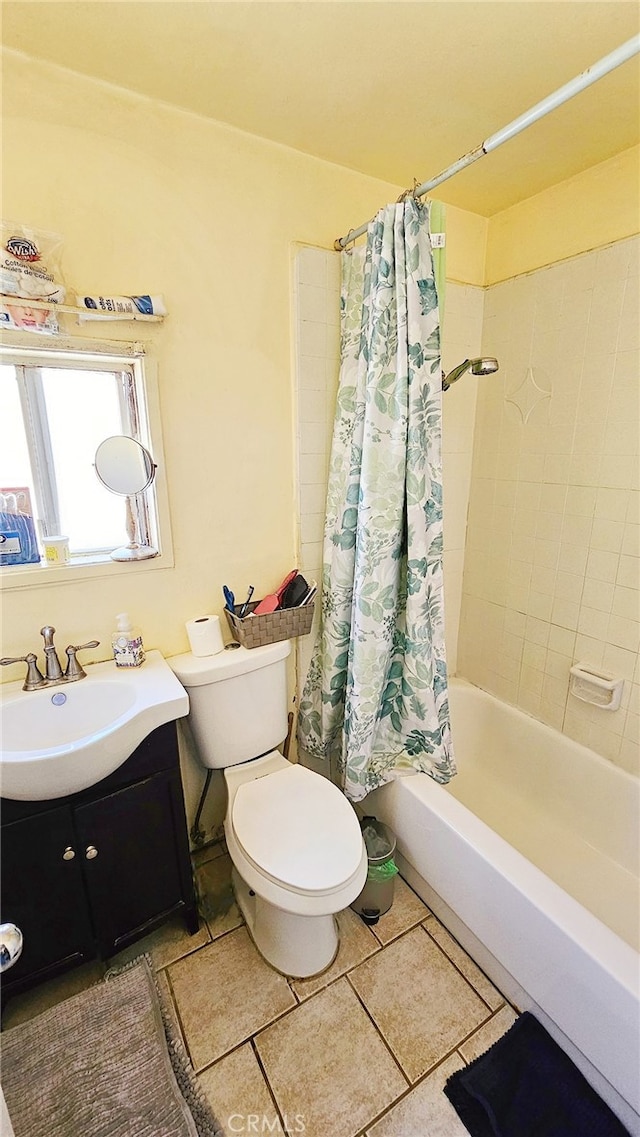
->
<box><xmin>253</xmin><ymin>570</ymin><xmax>298</xmax><ymax>615</ymax></box>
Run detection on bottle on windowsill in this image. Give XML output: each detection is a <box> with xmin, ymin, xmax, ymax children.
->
<box><xmin>112</xmin><ymin>612</ymin><xmax>145</xmax><ymax>668</ymax></box>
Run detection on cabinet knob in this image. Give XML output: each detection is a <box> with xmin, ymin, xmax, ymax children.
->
<box><xmin>0</xmin><ymin>924</ymin><xmax>23</xmax><ymax>972</ymax></box>
<box><xmin>62</xmin><ymin>846</ymin><xmax>76</xmax><ymax>861</ymax></box>
<box><xmin>85</xmin><ymin>845</ymin><xmax>98</xmax><ymax>860</ymax></box>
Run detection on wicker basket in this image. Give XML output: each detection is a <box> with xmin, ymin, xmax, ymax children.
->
<box><xmin>224</xmin><ymin>601</ymin><xmax>315</xmax><ymax>649</ymax></box>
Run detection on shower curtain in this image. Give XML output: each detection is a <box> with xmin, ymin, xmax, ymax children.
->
<box><xmin>298</xmin><ymin>197</ymin><xmax>455</xmax><ymax>802</ymax></box>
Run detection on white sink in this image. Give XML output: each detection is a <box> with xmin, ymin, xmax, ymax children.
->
<box><xmin>0</xmin><ymin>651</ymin><xmax>189</xmax><ymax>801</ymax></box>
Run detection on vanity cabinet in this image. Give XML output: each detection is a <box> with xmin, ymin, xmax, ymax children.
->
<box><xmin>1</xmin><ymin>721</ymin><xmax>198</xmax><ymax>1004</ymax></box>
<box><xmin>1</xmin><ymin>805</ymin><xmax>95</xmax><ymax>984</ymax></box>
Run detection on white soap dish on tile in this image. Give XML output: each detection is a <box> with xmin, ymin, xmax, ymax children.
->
<box><xmin>569</xmin><ymin>663</ymin><xmax>624</xmax><ymax>711</ymax></box>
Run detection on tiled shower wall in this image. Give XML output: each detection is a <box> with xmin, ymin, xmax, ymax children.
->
<box><xmin>458</xmin><ymin>236</ymin><xmax>639</xmax><ymax>773</ymax></box>
<box><xmin>294</xmin><ymin>238</ymin><xmax>639</xmax><ymax>776</ymax></box>
<box><xmin>293</xmin><ymin>245</ymin><xmax>483</xmax><ymax>710</ymax></box>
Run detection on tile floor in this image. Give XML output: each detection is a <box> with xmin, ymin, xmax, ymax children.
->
<box><xmin>3</xmin><ymin>841</ymin><xmax>518</xmax><ymax>1136</ymax></box>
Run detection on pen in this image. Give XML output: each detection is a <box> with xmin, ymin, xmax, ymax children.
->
<box><xmin>239</xmin><ymin>585</ymin><xmax>255</xmax><ymax>619</ymax></box>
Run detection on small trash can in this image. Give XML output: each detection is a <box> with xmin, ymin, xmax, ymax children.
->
<box><xmin>351</xmin><ymin>816</ymin><xmax>399</xmax><ymax>925</ymax></box>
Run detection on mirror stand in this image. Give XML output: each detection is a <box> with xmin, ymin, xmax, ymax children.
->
<box><xmin>94</xmin><ymin>436</ymin><xmax>159</xmax><ymax>562</ymax></box>
<box><xmin>111</xmin><ymin>494</ymin><xmax>158</xmax><ymax>562</ymax></box>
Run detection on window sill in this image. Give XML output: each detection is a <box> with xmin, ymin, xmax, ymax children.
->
<box><xmin>0</xmin><ymin>549</ymin><xmax>174</xmax><ymax>591</ymax></box>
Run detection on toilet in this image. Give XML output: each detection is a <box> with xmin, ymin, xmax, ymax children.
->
<box><xmin>169</xmin><ymin>640</ymin><xmax>367</xmax><ymax>977</ymax></box>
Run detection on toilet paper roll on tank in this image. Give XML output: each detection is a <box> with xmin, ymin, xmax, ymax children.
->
<box><xmin>186</xmin><ymin>615</ymin><xmax>224</xmax><ymax>657</ymax></box>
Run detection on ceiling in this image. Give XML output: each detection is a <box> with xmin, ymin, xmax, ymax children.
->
<box><xmin>2</xmin><ymin>1</ymin><xmax>639</xmax><ymax>216</ymax></box>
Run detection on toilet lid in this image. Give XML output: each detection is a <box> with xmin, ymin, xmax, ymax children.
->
<box><xmin>232</xmin><ymin>765</ymin><xmax>364</xmax><ymax>892</ymax></box>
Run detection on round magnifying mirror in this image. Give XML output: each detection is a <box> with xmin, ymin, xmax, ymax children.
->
<box><xmin>95</xmin><ymin>436</ymin><xmax>155</xmax><ymax>496</ymax></box>
<box><xmin>94</xmin><ymin>436</ymin><xmax>158</xmax><ymax>561</ymax></box>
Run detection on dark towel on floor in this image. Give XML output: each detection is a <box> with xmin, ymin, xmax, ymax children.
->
<box><xmin>444</xmin><ymin>1012</ymin><xmax>631</xmax><ymax>1137</ymax></box>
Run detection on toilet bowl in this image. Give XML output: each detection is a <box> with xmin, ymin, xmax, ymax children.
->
<box><xmin>225</xmin><ymin>751</ymin><xmax>367</xmax><ymax>975</ymax></box>
<box><xmin>169</xmin><ymin>641</ymin><xmax>367</xmax><ymax>977</ymax></box>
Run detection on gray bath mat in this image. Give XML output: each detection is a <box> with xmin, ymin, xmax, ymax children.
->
<box><xmin>1</xmin><ymin>955</ymin><xmax>224</xmax><ymax>1137</ymax></box>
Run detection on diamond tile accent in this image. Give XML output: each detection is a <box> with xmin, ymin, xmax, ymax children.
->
<box><xmin>505</xmin><ymin>367</ymin><xmax>551</xmax><ymax>423</ymax></box>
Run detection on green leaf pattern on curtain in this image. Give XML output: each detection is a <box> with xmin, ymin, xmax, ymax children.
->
<box><xmin>297</xmin><ymin>198</ymin><xmax>455</xmax><ymax>802</ymax></box>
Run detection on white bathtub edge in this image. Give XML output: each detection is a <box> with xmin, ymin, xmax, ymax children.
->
<box><xmin>399</xmin><ymin>852</ymin><xmax>640</xmax><ymax>1137</ymax></box>
<box><xmin>367</xmin><ymin>772</ymin><xmax>640</xmax><ymax>1123</ymax></box>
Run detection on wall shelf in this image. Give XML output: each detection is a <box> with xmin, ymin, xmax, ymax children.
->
<box><xmin>0</xmin><ymin>294</ymin><xmax>164</xmax><ymax>323</ymax></box>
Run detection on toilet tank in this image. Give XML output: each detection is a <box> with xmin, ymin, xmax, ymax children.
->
<box><xmin>169</xmin><ymin>640</ymin><xmax>291</xmax><ymax>769</ymax></box>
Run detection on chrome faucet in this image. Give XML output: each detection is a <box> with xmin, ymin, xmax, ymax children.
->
<box><xmin>41</xmin><ymin>624</ymin><xmax>64</xmax><ymax>681</ymax></box>
<box><xmin>0</xmin><ymin>627</ymin><xmax>100</xmax><ymax>691</ymax></box>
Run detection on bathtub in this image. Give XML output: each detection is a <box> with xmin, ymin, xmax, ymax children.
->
<box><xmin>365</xmin><ymin>678</ymin><xmax>640</xmax><ymax>1134</ymax></box>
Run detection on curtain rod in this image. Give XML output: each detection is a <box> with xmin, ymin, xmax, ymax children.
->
<box><xmin>334</xmin><ymin>35</ymin><xmax>640</xmax><ymax>251</ymax></box>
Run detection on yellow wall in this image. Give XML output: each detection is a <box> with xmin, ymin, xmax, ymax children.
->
<box><xmin>0</xmin><ymin>50</ymin><xmax>486</xmax><ymax>670</ymax></box>
<box><xmin>2</xmin><ymin>49</ymin><xmax>636</xmax><ymax>669</ymax></box>
<box><xmin>485</xmin><ymin>144</ymin><xmax>640</xmax><ymax>284</ymax></box>
<box><xmin>442</xmin><ymin>203</ymin><xmax>488</xmax><ymax>289</ymax></box>
<box><xmin>2</xmin><ymin>49</ymin><xmax>636</xmax><ymax>836</ymax></box>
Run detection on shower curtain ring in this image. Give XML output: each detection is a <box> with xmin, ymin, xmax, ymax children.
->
<box><xmin>397</xmin><ymin>179</ymin><xmax>421</xmax><ymax>203</ymax></box>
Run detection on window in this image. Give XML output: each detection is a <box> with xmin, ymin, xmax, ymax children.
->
<box><xmin>0</xmin><ymin>336</ymin><xmax>170</xmax><ymax>583</ymax></box>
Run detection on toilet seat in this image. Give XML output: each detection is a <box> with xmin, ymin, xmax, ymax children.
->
<box><xmin>231</xmin><ymin>764</ymin><xmax>364</xmax><ymax>895</ymax></box>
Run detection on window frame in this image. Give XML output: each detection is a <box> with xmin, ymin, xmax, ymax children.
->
<box><xmin>0</xmin><ymin>331</ymin><xmax>174</xmax><ymax>591</ymax></box>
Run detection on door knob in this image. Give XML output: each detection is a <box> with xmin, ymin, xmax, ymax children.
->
<box><xmin>85</xmin><ymin>845</ymin><xmax>98</xmax><ymax>860</ymax></box>
<box><xmin>62</xmin><ymin>846</ymin><xmax>76</xmax><ymax>861</ymax></box>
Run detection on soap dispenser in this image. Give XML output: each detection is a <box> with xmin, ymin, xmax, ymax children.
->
<box><xmin>112</xmin><ymin>612</ymin><xmax>145</xmax><ymax>668</ymax></box>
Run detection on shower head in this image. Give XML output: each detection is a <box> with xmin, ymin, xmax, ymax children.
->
<box><xmin>442</xmin><ymin>357</ymin><xmax>499</xmax><ymax>391</ymax></box>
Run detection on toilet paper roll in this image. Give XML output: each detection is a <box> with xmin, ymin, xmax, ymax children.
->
<box><xmin>186</xmin><ymin>615</ymin><xmax>224</xmax><ymax>657</ymax></box>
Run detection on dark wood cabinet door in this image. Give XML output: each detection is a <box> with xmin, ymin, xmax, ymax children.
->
<box><xmin>73</xmin><ymin>771</ymin><xmax>188</xmax><ymax>956</ymax></box>
<box><xmin>1</xmin><ymin>806</ymin><xmax>95</xmax><ymax>987</ymax></box>
<box><xmin>1</xmin><ymin>724</ymin><xmax>197</xmax><ymax>1004</ymax></box>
